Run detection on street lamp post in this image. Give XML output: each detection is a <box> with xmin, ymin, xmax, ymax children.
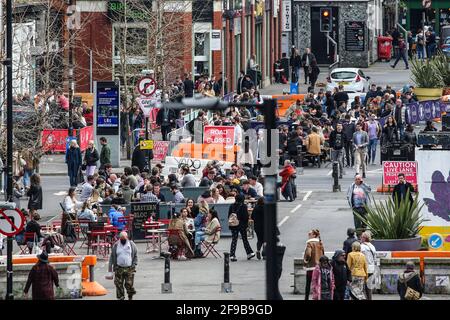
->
<box><xmin>67</xmin><ymin>0</ymin><xmax>76</xmax><ymax>137</ymax></box>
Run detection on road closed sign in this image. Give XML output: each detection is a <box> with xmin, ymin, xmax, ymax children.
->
<box><xmin>203</xmin><ymin>126</ymin><xmax>235</xmax><ymax>147</ymax></box>
<box><xmin>0</xmin><ymin>208</ymin><xmax>26</xmax><ymax>237</ymax></box>
<box><xmin>383</xmin><ymin>161</ymin><xmax>418</xmax><ymax>185</ymax></box>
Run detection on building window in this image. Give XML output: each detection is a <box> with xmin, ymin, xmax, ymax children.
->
<box><xmin>193</xmin><ymin>30</ymin><xmax>211</xmax><ymax>77</ymax></box>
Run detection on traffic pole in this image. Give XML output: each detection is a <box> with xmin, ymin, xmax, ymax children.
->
<box><xmin>5</xmin><ymin>0</ymin><xmax>13</xmax><ymax>300</ymax></box>
<box><xmin>262</xmin><ymin>99</ymin><xmax>282</xmax><ymax>300</ymax></box>
<box><xmin>161</xmin><ymin>252</ymin><xmax>172</xmax><ymax>293</ymax></box>
<box><xmin>221</xmin><ymin>252</ymin><xmax>232</xmax><ymax>293</ymax></box>
<box><xmin>332</xmin><ymin>161</ymin><xmax>341</xmax><ymax>192</ymax></box>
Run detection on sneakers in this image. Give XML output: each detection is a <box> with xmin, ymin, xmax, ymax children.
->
<box><xmin>256</xmin><ymin>251</ymin><xmax>261</xmax><ymax>260</ymax></box>
<box><xmin>362</xmin><ymin>173</ymin><xmax>366</xmax><ymax>178</ymax></box>
<box><xmin>390</xmin><ymin>65</ymin><xmax>395</xmax><ymax>68</ymax></box>
<box><xmin>178</xmin><ymin>255</ymin><xmax>187</xmax><ymax>261</ymax></box>
<box><xmin>405</xmin><ymin>66</ymin><xmax>409</xmax><ymax>69</ymax></box>
<box><xmin>230</xmin><ymin>256</ymin><xmax>237</xmax><ymax>262</ymax></box>
<box><xmin>339</xmin><ymin>175</ymin><xmax>343</xmax><ymax>179</ymax></box>
<box><xmin>247</xmin><ymin>252</ymin><xmax>256</xmax><ymax>260</ymax></box>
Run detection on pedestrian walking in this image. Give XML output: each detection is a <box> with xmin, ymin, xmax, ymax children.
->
<box><xmin>311</xmin><ymin>255</ymin><xmax>335</xmax><ymax>300</ymax></box>
<box><xmin>27</xmin><ymin>173</ymin><xmax>42</xmax><ymax>217</ymax></box>
<box><xmin>347</xmin><ymin>241</ymin><xmax>368</xmax><ymax>300</ymax></box>
<box><xmin>392</xmin><ymin>172</ymin><xmax>415</xmax><ymax>207</ymax></box>
<box><xmin>303</xmin><ymin>229</ymin><xmax>325</xmax><ymax>300</ymax></box>
<box><xmin>251</xmin><ymin>197</ymin><xmax>265</xmax><ymax>260</ymax></box>
<box><xmin>426</xmin><ymin>28</ymin><xmax>437</xmax><ymax>58</ymax></box>
<box><xmin>397</xmin><ymin>261</ymin><xmax>423</xmax><ymax>300</ymax></box>
<box><xmin>343</xmin><ymin>227</ymin><xmax>357</xmax><ymax>256</ymax></box>
<box><xmin>352</xmin><ymin>123</ymin><xmax>369</xmax><ymax>178</ymax></box>
<box><xmin>360</xmin><ymin>231</ymin><xmax>377</xmax><ymax>300</ymax></box>
<box><xmin>416</xmin><ymin>29</ymin><xmax>425</xmax><ymax>59</ymax></box>
<box><xmin>329</xmin><ymin>123</ymin><xmax>346</xmax><ymax>178</ymax></box>
<box><xmin>108</xmin><ymin>231</ymin><xmax>138</xmax><ymax>300</ymax></box>
<box><xmin>65</xmin><ymin>140</ymin><xmax>82</xmax><ymax>187</ymax></box>
<box><xmin>366</xmin><ymin>114</ymin><xmax>381</xmax><ymax>165</ymax></box>
<box><xmin>23</xmin><ymin>252</ymin><xmax>60</xmax><ymax>300</ymax></box>
<box><xmin>84</xmin><ymin>140</ymin><xmax>99</xmax><ymax>178</ymax></box>
<box><xmin>331</xmin><ymin>250</ymin><xmax>352</xmax><ymax>300</ymax></box>
<box><xmin>301</xmin><ymin>48</ymin><xmax>316</xmax><ymax>85</ymax></box>
<box><xmin>390</xmin><ymin>34</ymin><xmax>409</xmax><ymax>69</ymax></box>
<box><xmin>347</xmin><ymin>175</ymin><xmax>371</xmax><ymax>235</ymax></box>
<box><xmin>228</xmin><ymin>194</ymin><xmax>255</xmax><ymax>261</ymax></box>
<box><xmin>290</xmin><ymin>48</ymin><xmax>302</xmax><ymax>83</ymax></box>
<box><xmin>99</xmin><ymin>137</ymin><xmax>111</xmax><ymax>170</ymax></box>
<box><xmin>343</xmin><ymin>115</ymin><xmax>356</xmax><ymax>167</ymax></box>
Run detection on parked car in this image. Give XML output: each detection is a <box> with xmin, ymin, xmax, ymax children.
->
<box><xmin>441</xmin><ymin>36</ymin><xmax>450</xmax><ymax>57</ymax></box>
<box><xmin>326</xmin><ymin>68</ymin><xmax>370</xmax><ymax>92</ymax></box>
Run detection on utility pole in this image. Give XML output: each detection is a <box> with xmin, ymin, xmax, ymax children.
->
<box><xmin>5</xmin><ymin>0</ymin><xmax>14</xmax><ymax>300</ymax></box>
<box><xmin>394</xmin><ymin>0</ymin><xmax>398</xmax><ymax>28</ymax></box>
<box><xmin>67</xmin><ymin>0</ymin><xmax>76</xmax><ymax>137</ymax></box>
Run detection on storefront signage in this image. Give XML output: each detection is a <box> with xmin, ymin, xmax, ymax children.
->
<box><xmin>107</xmin><ymin>0</ymin><xmax>151</xmax><ymax>22</ymax></box>
<box><xmin>211</xmin><ymin>30</ymin><xmax>222</xmax><ymax>51</ymax></box>
<box><xmin>345</xmin><ymin>21</ymin><xmax>365</xmax><ymax>52</ymax></box>
<box><xmin>281</xmin><ymin>1</ymin><xmax>291</xmax><ymax>31</ymax></box>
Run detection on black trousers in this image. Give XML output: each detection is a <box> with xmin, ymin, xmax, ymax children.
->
<box><xmin>230</xmin><ymin>227</ymin><xmax>253</xmax><ymax>257</ymax></box>
<box><xmin>353</xmin><ymin>206</ymin><xmax>367</xmax><ymax>235</ymax></box>
<box><xmin>303</xmin><ymin>67</ymin><xmax>309</xmax><ymax>83</ymax></box>
<box><xmin>305</xmin><ymin>270</ymin><xmax>313</xmax><ymax>300</ymax></box>
<box><xmin>255</xmin><ymin>230</ymin><xmax>264</xmax><ymax>252</ymax></box>
<box><xmin>161</xmin><ymin>126</ymin><xmax>171</xmax><ymax>141</ymax></box>
<box><xmin>334</xmin><ymin>288</ymin><xmax>346</xmax><ymax>300</ymax></box>
<box><xmin>344</xmin><ymin>140</ymin><xmax>354</xmax><ymax>166</ymax></box>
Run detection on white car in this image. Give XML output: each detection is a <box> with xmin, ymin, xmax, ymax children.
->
<box><xmin>326</xmin><ymin>68</ymin><xmax>371</xmax><ymax>93</ymax></box>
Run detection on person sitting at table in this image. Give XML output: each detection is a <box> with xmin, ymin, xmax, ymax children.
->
<box><xmin>216</xmin><ymin>184</ymin><xmax>228</xmax><ymax>199</ymax></box>
<box><xmin>197</xmin><ymin>190</ymin><xmax>214</xmax><ymax>204</ymax></box>
<box><xmin>193</xmin><ymin>208</ymin><xmax>221</xmax><ymax>258</ymax></box>
<box><xmin>186</xmin><ymin>198</ymin><xmax>199</xmax><ymax>218</ymax></box>
<box><xmin>108</xmin><ymin>174</ymin><xmax>121</xmax><ymax>193</ymax></box>
<box><xmin>180</xmin><ymin>207</ymin><xmax>195</xmax><ymax>234</ymax></box>
<box><xmin>78</xmin><ymin>201</ymin><xmax>97</xmax><ymax>231</ymax></box>
<box><xmin>140</xmin><ymin>184</ymin><xmax>159</xmax><ymax>202</ymax></box>
<box><xmin>63</xmin><ymin>187</ymin><xmax>82</xmax><ymax>218</ymax></box>
<box><xmin>109</xmin><ymin>205</ymin><xmax>126</xmax><ymax>231</ymax></box>
<box><xmin>95</xmin><ymin>177</ymin><xmax>107</xmax><ymax>199</ymax></box>
<box><xmin>194</xmin><ymin>205</ymin><xmax>208</xmax><ymax>244</ymax></box>
<box><xmin>88</xmin><ymin>189</ymin><xmax>103</xmax><ymax>210</ymax></box>
<box><xmin>119</xmin><ymin>178</ymin><xmax>134</xmax><ymax>204</ymax></box>
<box><xmin>152</xmin><ymin>182</ymin><xmax>166</xmax><ymax>202</ymax></box>
<box><xmin>168</xmin><ymin>213</ymin><xmax>194</xmax><ymax>260</ymax></box>
<box><xmin>100</xmin><ymin>187</ymin><xmax>115</xmax><ymax>205</ymax></box>
<box><xmin>211</xmin><ymin>187</ymin><xmax>225</xmax><ymax>204</ymax></box>
<box><xmin>170</xmin><ymin>184</ymin><xmax>185</xmax><ymax>203</ymax></box>
<box><xmin>241</xmin><ymin>180</ymin><xmax>258</xmax><ymax>199</ymax></box>
<box><xmin>24</xmin><ymin>212</ymin><xmax>44</xmax><ymax>254</ymax></box>
<box><xmin>111</xmin><ymin>191</ymin><xmax>127</xmax><ymax>205</ymax></box>
<box><xmin>60</xmin><ymin>212</ymin><xmax>77</xmax><ymax>244</ymax></box>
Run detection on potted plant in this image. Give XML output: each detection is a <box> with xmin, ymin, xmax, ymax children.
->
<box><xmin>433</xmin><ymin>52</ymin><xmax>450</xmax><ymax>95</ymax></box>
<box><xmin>355</xmin><ymin>191</ymin><xmax>425</xmax><ymax>251</ymax></box>
<box><xmin>410</xmin><ymin>56</ymin><xmax>443</xmax><ymax>101</ymax></box>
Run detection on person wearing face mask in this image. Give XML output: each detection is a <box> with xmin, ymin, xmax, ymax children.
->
<box><xmin>108</xmin><ymin>232</ymin><xmax>138</xmax><ymax>300</ymax></box>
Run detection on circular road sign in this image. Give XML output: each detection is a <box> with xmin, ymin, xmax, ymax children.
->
<box><xmin>137</xmin><ymin>77</ymin><xmax>157</xmax><ymax>97</ymax></box>
<box><xmin>428</xmin><ymin>233</ymin><xmax>444</xmax><ymax>250</ymax></box>
<box><xmin>0</xmin><ymin>208</ymin><xmax>26</xmax><ymax>237</ymax></box>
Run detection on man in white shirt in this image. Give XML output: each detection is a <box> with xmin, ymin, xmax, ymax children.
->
<box><xmin>234</xmin><ymin>117</ymin><xmax>243</xmax><ymax>145</ymax></box>
<box><xmin>249</xmin><ymin>176</ymin><xmax>264</xmax><ymax>197</ymax></box>
<box><xmin>80</xmin><ymin>175</ymin><xmax>95</xmax><ymax>202</ymax></box>
<box><xmin>360</xmin><ymin>231</ymin><xmax>377</xmax><ymax>300</ymax></box>
<box><xmin>108</xmin><ymin>232</ymin><xmax>138</xmax><ymax>300</ymax></box>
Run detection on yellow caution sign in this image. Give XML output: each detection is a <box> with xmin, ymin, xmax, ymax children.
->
<box><xmin>140</xmin><ymin>140</ymin><xmax>154</xmax><ymax>150</ymax></box>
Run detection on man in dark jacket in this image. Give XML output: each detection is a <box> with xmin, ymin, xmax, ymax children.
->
<box><xmin>24</xmin><ymin>252</ymin><xmax>60</xmax><ymax>300</ymax></box>
<box><xmin>342</xmin><ymin>115</ymin><xmax>356</xmax><ymax>167</ymax></box>
<box><xmin>131</xmin><ymin>139</ymin><xmax>147</xmax><ymax>172</ymax></box>
<box><xmin>331</xmin><ymin>250</ymin><xmax>352</xmax><ymax>300</ymax></box>
<box><xmin>392</xmin><ymin>173</ymin><xmax>415</xmax><ymax>206</ymax></box>
<box><xmin>183</xmin><ymin>73</ymin><xmax>194</xmax><ymax>98</ymax></box>
<box><xmin>66</xmin><ymin>140</ymin><xmax>82</xmax><ymax>187</ymax></box>
<box><xmin>156</xmin><ymin>106</ymin><xmax>177</xmax><ymax>141</ymax></box>
<box><xmin>301</xmin><ymin>48</ymin><xmax>316</xmax><ymax>85</ymax></box>
<box><xmin>342</xmin><ymin>228</ymin><xmax>357</xmax><ymax>256</ymax></box>
<box><xmin>242</xmin><ymin>75</ymin><xmax>255</xmax><ymax>91</ymax></box>
<box><xmin>228</xmin><ymin>194</ymin><xmax>255</xmax><ymax>261</ymax></box>
<box><xmin>99</xmin><ymin>137</ymin><xmax>111</xmax><ymax>170</ymax></box>
<box><xmin>329</xmin><ymin>123</ymin><xmax>346</xmax><ymax>178</ymax></box>
<box><xmin>129</xmin><ymin>109</ymin><xmax>144</xmax><ymax>147</ymax></box>
<box><xmin>397</xmin><ymin>261</ymin><xmax>423</xmax><ymax>300</ymax></box>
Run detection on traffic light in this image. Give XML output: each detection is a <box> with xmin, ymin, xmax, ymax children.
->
<box><xmin>320</xmin><ymin>8</ymin><xmax>331</xmax><ymax>32</ymax></box>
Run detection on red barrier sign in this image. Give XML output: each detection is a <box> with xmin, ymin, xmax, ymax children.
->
<box><xmin>203</xmin><ymin>126</ymin><xmax>235</xmax><ymax>147</ymax></box>
<box><xmin>153</xmin><ymin>141</ymin><xmax>169</xmax><ymax>161</ymax></box>
<box><xmin>42</xmin><ymin>126</ymin><xmax>94</xmax><ymax>153</ymax></box>
<box><xmin>383</xmin><ymin>161</ymin><xmax>418</xmax><ymax>185</ymax></box>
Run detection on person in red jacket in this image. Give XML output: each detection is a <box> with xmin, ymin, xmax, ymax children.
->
<box><xmin>311</xmin><ymin>255</ymin><xmax>335</xmax><ymax>300</ymax></box>
<box><xmin>279</xmin><ymin>160</ymin><xmax>296</xmax><ymax>201</ymax></box>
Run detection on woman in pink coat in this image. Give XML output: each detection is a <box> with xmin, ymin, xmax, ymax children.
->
<box><xmin>311</xmin><ymin>255</ymin><xmax>335</xmax><ymax>300</ymax></box>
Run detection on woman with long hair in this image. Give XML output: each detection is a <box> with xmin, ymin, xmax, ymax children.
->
<box><xmin>347</xmin><ymin>241</ymin><xmax>368</xmax><ymax>300</ymax></box>
<box><xmin>303</xmin><ymin>229</ymin><xmax>325</xmax><ymax>300</ymax></box>
<box><xmin>228</xmin><ymin>194</ymin><xmax>255</xmax><ymax>261</ymax></box>
<box><xmin>27</xmin><ymin>174</ymin><xmax>43</xmax><ymax>217</ymax></box>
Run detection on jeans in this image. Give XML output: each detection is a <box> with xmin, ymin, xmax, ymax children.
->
<box><xmin>195</xmin><ymin>230</ymin><xmax>205</xmax><ymax>247</ymax></box>
<box><xmin>354</xmin><ymin>148</ymin><xmax>367</xmax><ymax>175</ymax></box>
<box><xmin>352</xmin><ymin>206</ymin><xmax>367</xmax><ymax>234</ymax></box>
<box><xmin>368</xmin><ymin>139</ymin><xmax>378</xmax><ymax>164</ymax></box>
<box><xmin>133</xmin><ymin>130</ymin><xmax>140</xmax><ymax>147</ymax></box>
<box><xmin>23</xmin><ymin>169</ymin><xmax>34</xmax><ymax>188</ymax></box>
<box><xmin>293</xmin><ymin>67</ymin><xmax>300</xmax><ymax>83</ymax></box>
<box><xmin>303</xmin><ymin>67</ymin><xmax>309</xmax><ymax>84</ymax></box>
<box><xmin>427</xmin><ymin>43</ymin><xmax>436</xmax><ymax>58</ymax></box>
<box><xmin>69</xmin><ymin>171</ymin><xmax>78</xmax><ymax>187</ymax></box>
<box><xmin>417</xmin><ymin>46</ymin><xmax>424</xmax><ymax>59</ymax></box>
<box><xmin>392</xmin><ymin>49</ymin><xmax>408</xmax><ymax>68</ymax></box>
<box><xmin>398</xmin><ymin>124</ymin><xmax>405</xmax><ymax>140</ymax></box>
<box><xmin>331</xmin><ymin>149</ymin><xmax>344</xmax><ymax>176</ymax></box>
<box><xmin>344</xmin><ymin>141</ymin><xmax>354</xmax><ymax>167</ymax></box>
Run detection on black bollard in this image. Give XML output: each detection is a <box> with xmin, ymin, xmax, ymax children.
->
<box><xmin>221</xmin><ymin>252</ymin><xmax>232</xmax><ymax>293</ymax></box>
<box><xmin>332</xmin><ymin>161</ymin><xmax>341</xmax><ymax>192</ymax></box>
<box><xmin>161</xmin><ymin>252</ymin><xmax>172</xmax><ymax>293</ymax></box>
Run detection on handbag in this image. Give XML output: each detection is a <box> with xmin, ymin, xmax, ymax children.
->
<box><xmin>228</xmin><ymin>213</ymin><xmax>240</xmax><ymax>227</ymax></box>
<box><xmin>405</xmin><ymin>285</ymin><xmax>421</xmax><ymax>300</ymax></box>
<box><xmin>32</xmin><ymin>233</ymin><xmax>42</xmax><ymax>255</ymax></box>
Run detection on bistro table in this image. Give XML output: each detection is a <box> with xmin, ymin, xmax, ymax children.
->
<box><xmin>145</xmin><ymin>229</ymin><xmax>169</xmax><ymax>259</ymax></box>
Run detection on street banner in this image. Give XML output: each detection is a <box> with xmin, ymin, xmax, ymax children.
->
<box><xmin>203</xmin><ymin>126</ymin><xmax>235</xmax><ymax>147</ymax></box>
<box><xmin>382</xmin><ymin>161</ymin><xmax>418</xmax><ymax>186</ymax></box>
<box><xmin>162</xmin><ymin>156</ymin><xmax>233</xmax><ymax>179</ymax></box>
<box><xmin>152</xmin><ymin>141</ymin><xmax>169</xmax><ymax>161</ymax></box>
<box><xmin>281</xmin><ymin>0</ymin><xmax>292</xmax><ymax>31</ymax></box>
<box><xmin>42</xmin><ymin>126</ymin><xmax>93</xmax><ymax>152</ymax></box>
<box><xmin>406</xmin><ymin>99</ymin><xmax>450</xmax><ymax>124</ymax></box>
<box><xmin>79</xmin><ymin>126</ymin><xmax>94</xmax><ymax>150</ymax></box>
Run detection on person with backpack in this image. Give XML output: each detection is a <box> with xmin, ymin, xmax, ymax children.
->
<box><xmin>397</xmin><ymin>261</ymin><xmax>423</xmax><ymax>300</ymax></box>
<box><xmin>228</xmin><ymin>194</ymin><xmax>255</xmax><ymax>262</ymax></box>
<box><xmin>360</xmin><ymin>231</ymin><xmax>378</xmax><ymax>300</ymax></box>
<box><xmin>303</xmin><ymin>229</ymin><xmax>325</xmax><ymax>300</ymax></box>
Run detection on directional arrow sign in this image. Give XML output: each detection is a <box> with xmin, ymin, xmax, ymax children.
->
<box><xmin>428</xmin><ymin>233</ymin><xmax>444</xmax><ymax>250</ymax></box>
<box><xmin>137</xmin><ymin>77</ymin><xmax>157</xmax><ymax>97</ymax></box>
<box><xmin>0</xmin><ymin>208</ymin><xmax>26</xmax><ymax>237</ymax></box>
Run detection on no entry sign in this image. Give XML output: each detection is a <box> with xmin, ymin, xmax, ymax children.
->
<box><xmin>203</xmin><ymin>126</ymin><xmax>235</xmax><ymax>147</ymax></box>
<box><xmin>0</xmin><ymin>208</ymin><xmax>26</xmax><ymax>237</ymax></box>
<box><xmin>383</xmin><ymin>161</ymin><xmax>418</xmax><ymax>185</ymax></box>
<box><xmin>137</xmin><ymin>77</ymin><xmax>157</xmax><ymax>97</ymax></box>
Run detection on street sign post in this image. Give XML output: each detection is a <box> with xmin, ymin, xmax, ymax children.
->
<box><xmin>0</xmin><ymin>208</ymin><xmax>25</xmax><ymax>237</ymax></box>
<box><xmin>137</xmin><ymin>77</ymin><xmax>157</xmax><ymax>97</ymax></box>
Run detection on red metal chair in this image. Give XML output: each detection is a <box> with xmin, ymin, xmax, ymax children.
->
<box><xmin>144</xmin><ymin>222</ymin><xmax>161</xmax><ymax>253</ymax></box>
<box><xmin>88</xmin><ymin>230</ymin><xmax>110</xmax><ymax>260</ymax></box>
<box><xmin>63</xmin><ymin>234</ymin><xmax>78</xmax><ymax>256</ymax></box>
<box><xmin>18</xmin><ymin>232</ymin><xmax>36</xmax><ymax>254</ymax></box>
<box><xmin>77</xmin><ymin>219</ymin><xmax>92</xmax><ymax>248</ymax></box>
<box><xmin>202</xmin><ymin>227</ymin><xmax>222</xmax><ymax>258</ymax></box>
<box><xmin>167</xmin><ymin>229</ymin><xmax>186</xmax><ymax>259</ymax></box>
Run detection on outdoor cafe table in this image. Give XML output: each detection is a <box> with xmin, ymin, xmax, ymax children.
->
<box><xmin>145</xmin><ymin>229</ymin><xmax>168</xmax><ymax>259</ymax></box>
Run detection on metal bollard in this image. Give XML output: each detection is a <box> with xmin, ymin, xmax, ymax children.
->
<box><xmin>89</xmin><ymin>265</ymin><xmax>95</xmax><ymax>282</ymax></box>
<box><xmin>332</xmin><ymin>161</ymin><xmax>341</xmax><ymax>192</ymax></box>
<box><xmin>161</xmin><ymin>252</ymin><xmax>172</xmax><ymax>293</ymax></box>
<box><xmin>221</xmin><ymin>252</ymin><xmax>232</xmax><ymax>293</ymax></box>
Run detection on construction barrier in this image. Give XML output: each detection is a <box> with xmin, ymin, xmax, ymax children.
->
<box><xmin>7</xmin><ymin>254</ymin><xmax>107</xmax><ymax>296</ymax></box>
<box><xmin>171</xmin><ymin>143</ymin><xmax>239</xmax><ymax>163</ymax></box>
<box><xmin>376</xmin><ymin>184</ymin><xmax>418</xmax><ymax>193</ymax></box>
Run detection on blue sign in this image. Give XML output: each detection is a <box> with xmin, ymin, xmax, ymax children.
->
<box><xmin>405</xmin><ymin>100</ymin><xmax>450</xmax><ymax>124</ymax></box>
<box><xmin>428</xmin><ymin>233</ymin><xmax>444</xmax><ymax>249</ymax></box>
<box><xmin>97</xmin><ymin>86</ymin><xmax>119</xmax><ymax>128</ymax></box>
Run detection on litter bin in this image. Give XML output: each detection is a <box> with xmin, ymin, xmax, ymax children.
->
<box><xmin>377</xmin><ymin>36</ymin><xmax>392</xmax><ymax>61</ymax></box>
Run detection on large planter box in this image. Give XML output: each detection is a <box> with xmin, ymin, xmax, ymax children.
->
<box><xmin>414</xmin><ymin>88</ymin><xmax>443</xmax><ymax>101</ymax></box>
<box><xmin>372</xmin><ymin>236</ymin><xmax>422</xmax><ymax>251</ymax></box>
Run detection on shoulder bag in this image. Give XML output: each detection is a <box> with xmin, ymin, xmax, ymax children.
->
<box><xmin>228</xmin><ymin>205</ymin><xmax>241</xmax><ymax>227</ymax></box>
<box><xmin>405</xmin><ymin>285</ymin><xmax>421</xmax><ymax>300</ymax></box>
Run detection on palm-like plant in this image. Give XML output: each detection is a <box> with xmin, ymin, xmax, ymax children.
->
<box><xmin>410</xmin><ymin>57</ymin><xmax>444</xmax><ymax>88</ymax></box>
<box><xmin>354</xmin><ymin>191</ymin><xmax>425</xmax><ymax>239</ymax></box>
<box><xmin>433</xmin><ymin>51</ymin><xmax>450</xmax><ymax>87</ymax></box>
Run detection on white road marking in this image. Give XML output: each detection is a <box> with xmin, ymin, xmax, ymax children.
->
<box><xmin>303</xmin><ymin>191</ymin><xmax>312</xmax><ymax>201</ymax></box>
<box><xmin>327</xmin><ymin>170</ymin><xmax>333</xmax><ymax>176</ymax></box>
<box><xmin>278</xmin><ymin>216</ymin><xmax>290</xmax><ymax>227</ymax></box>
<box><xmin>290</xmin><ymin>204</ymin><xmax>302</xmax><ymax>213</ymax></box>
